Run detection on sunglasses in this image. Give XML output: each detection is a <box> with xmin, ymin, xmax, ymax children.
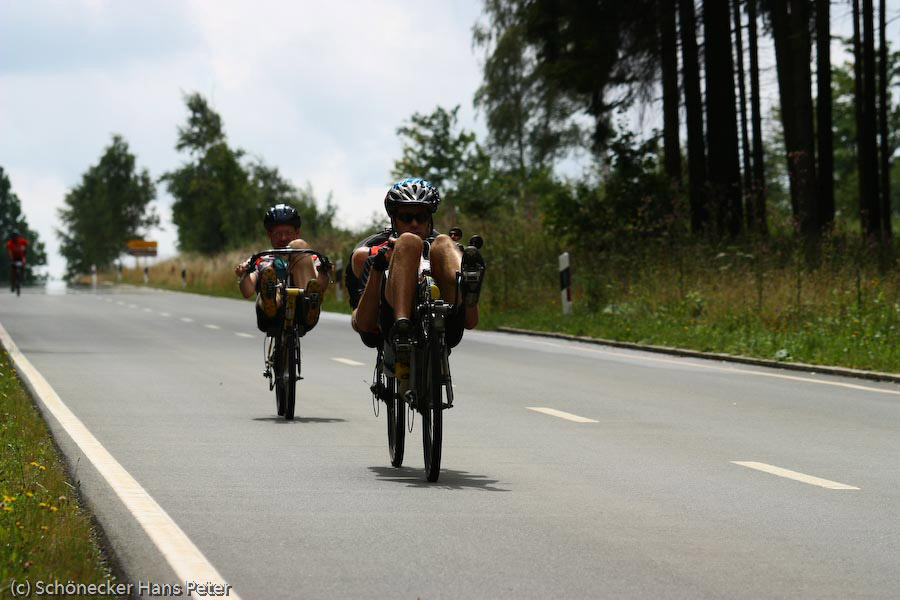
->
<box><xmin>395</xmin><ymin>212</ymin><xmax>430</xmax><ymax>224</ymax></box>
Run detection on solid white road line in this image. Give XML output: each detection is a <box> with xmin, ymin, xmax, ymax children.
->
<box><xmin>234</xmin><ymin>332</ymin><xmax>254</xmax><ymax>338</ymax></box>
<box><xmin>0</xmin><ymin>323</ymin><xmax>241</xmax><ymax>598</ymax></box>
<box><xmin>731</xmin><ymin>461</ymin><xmax>860</xmax><ymax>490</ymax></box>
<box><xmin>514</xmin><ymin>337</ymin><xmax>900</xmax><ymax>397</ymax></box>
<box><xmin>204</xmin><ymin>324</ymin><xmax>221</xmax><ymax>330</ymax></box>
<box><xmin>526</xmin><ymin>407</ymin><xmax>598</xmax><ymax>423</ymax></box>
<box><xmin>332</xmin><ymin>357</ymin><xmax>365</xmax><ymax>366</ymax></box>
<box><xmin>180</xmin><ymin>317</ymin><xmax>193</xmax><ymax>323</ymax></box>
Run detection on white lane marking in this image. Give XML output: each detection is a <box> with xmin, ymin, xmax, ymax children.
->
<box><xmin>204</xmin><ymin>324</ymin><xmax>221</xmax><ymax>330</ymax></box>
<box><xmin>332</xmin><ymin>357</ymin><xmax>365</xmax><ymax>366</ymax></box>
<box><xmin>127</xmin><ymin>304</ymin><xmax>138</xmax><ymax>309</ymax></box>
<box><xmin>526</xmin><ymin>407</ymin><xmax>598</xmax><ymax>423</ymax></box>
<box><xmin>143</xmin><ymin>308</ymin><xmax>153</xmax><ymax>312</ymax></box>
<box><xmin>0</xmin><ymin>323</ymin><xmax>242</xmax><ymax>598</ymax></box>
<box><xmin>731</xmin><ymin>461</ymin><xmax>860</xmax><ymax>490</ymax></box>
<box><xmin>159</xmin><ymin>312</ymin><xmax>170</xmax><ymax>317</ymax></box>
<box><xmin>234</xmin><ymin>332</ymin><xmax>254</xmax><ymax>339</ymax></box>
<box><xmin>518</xmin><ymin>338</ymin><xmax>900</xmax><ymax>397</ymax></box>
<box><xmin>180</xmin><ymin>317</ymin><xmax>193</xmax><ymax>323</ymax></box>
<box><xmin>116</xmin><ymin>301</ymin><xmax>125</xmax><ymax>306</ymax></box>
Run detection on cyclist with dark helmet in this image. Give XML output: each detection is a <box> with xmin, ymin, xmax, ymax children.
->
<box><xmin>6</xmin><ymin>230</ymin><xmax>28</xmax><ymax>292</ymax></box>
<box><xmin>345</xmin><ymin>177</ymin><xmax>485</xmax><ymax>353</ymax></box>
<box><xmin>234</xmin><ymin>204</ymin><xmax>330</xmax><ymax>333</ymax></box>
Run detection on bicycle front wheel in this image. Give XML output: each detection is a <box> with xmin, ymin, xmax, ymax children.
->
<box><xmin>386</xmin><ymin>376</ymin><xmax>405</xmax><ymax>467</ymax></box>
<box><xmin>421</xmin><ymin>343</ymin><xmax>443</xmax><ymax>482</ymax></box>
<box><xmin>284</xmin><ymin>335</ymin><xmax>298</xmax><ymax>421</ymax></box>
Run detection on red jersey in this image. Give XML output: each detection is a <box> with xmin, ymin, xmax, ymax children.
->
<box><xmin>6</xmin><ymin>236</ymin><xmax>27</xmax><ymax>260</ymax></box>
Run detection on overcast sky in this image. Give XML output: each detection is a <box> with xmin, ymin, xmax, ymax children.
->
<box><xmin>1</xmin><ymin>1</ymin><xmax>487</xmax><ymax>277</ymax></box>
<box><xmin>1</xmin><ymin>1</ymin><xmax>898</xmax><ymax>279</ymax></box>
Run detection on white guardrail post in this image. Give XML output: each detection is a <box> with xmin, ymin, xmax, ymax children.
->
<box><xmin>91</xmin><ymin>264</ymin><xmax>97</xmax><ymax>288</ymax></box>
<box><xmin>559</xmin><ymin>252</ymin><xmax>572</xmax><ymax>315</ymax></box>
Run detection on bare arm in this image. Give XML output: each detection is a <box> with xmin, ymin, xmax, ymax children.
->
<box><xmin>235</xmin><ymin>259</ymin><xmax>257</xmax><ymax>299</ymax></box>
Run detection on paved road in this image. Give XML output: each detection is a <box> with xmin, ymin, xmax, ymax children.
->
<box><xmin>2</xmin><ymin>285</ymin><xmax>900</xmax><ymax>599</ymax></box>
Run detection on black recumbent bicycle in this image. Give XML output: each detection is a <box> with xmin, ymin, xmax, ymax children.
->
<box><xmin>370</xmin><ymin>235</ymin><xmax>484</xmax><ymax>482</ymax></box>
<box><xmin>243</xmin><ymin>248</ymin><xmax>332</xmax><ymax>421</ymax></box>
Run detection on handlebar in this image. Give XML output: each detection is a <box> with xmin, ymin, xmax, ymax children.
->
<box><xmin>243</xmin><ymin>248</ymin><xmax>333</xmax><ymax>277</ymax></box>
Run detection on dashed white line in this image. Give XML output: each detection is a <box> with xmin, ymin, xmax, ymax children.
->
<box><xmin>159</xmin><ymin>312</ymin><xmax>171</xmax><ymax>317</ymax></box>
<box><xmin>116</xmin><ymin>301</ymin><xmax>125</xmax><ymax>306</ymax></box>
<box><xmin>127</xmin><ymin>304</ymin><xmax>138</xmax><ymax>309</ymax></box>
<box><xmin>204</xmin><ymin>324</ymin><xmax>221</xmax><ymax>330</ymax></box>
<box><xmin>143</xmin><ymin>308</ymin><xmax>153</xmax><ymax>312</ymax></box>
<box><xmin>731</xmin><ymin>461</ymin><xmax>860</xmax><ymax>490</ymax></box>
<box><xmin>526</xmin><ymin>407</ymin><xmax>598</xmax><ymax>423</ymax></box>
<box><xmin>332</xmin><ymin>357</ymin><xmax>365</xmax><ymax>366</ymax></box>
<box><xmin>234</xmin><ymin>332</ymin><xmax>254</xmax><ymax>338</ymax></box>
<box><xmin>180</xmin><ymin>317</ymin><xmax>194</xmax><ymax>323</ymax></box>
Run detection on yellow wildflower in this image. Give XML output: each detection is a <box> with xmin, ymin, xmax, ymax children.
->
<box><xmin>2</xmin><ymin>507</ymin><xmax>12</xmax><ymax>512</ymax></box>
<box><xmin>49</xmin><ymin>506</ymin><xmax>57</xmax><ymax>512</ymax></box>
<box><xmin>40</xmin><ymin>526</ymin><xmax>49</xmax><ymax>531</ymax></box>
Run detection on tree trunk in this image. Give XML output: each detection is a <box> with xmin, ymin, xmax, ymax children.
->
<box><xmin>816</xmin><ymin>0</ymin><xmax>834</xmax><ymax>230</ymax></box>
<box><xmin>748</xmin><ymin>0</ymin><xmax>767</xmax><ymax>234</ymax></box>
<box><xmin>660</xmin><ymin>0</ymin><xmax>682</xmax><ymax>200</ymax></box>
<box><xmin>878</xmin><ymin>0</ymin><xmax>892</xmax><ymax>241</ymax></box>
<box><xmin>679</xmin><ymin>0</ymin><xmax>709</xmax><ymax>234</ymax></box>
<box><xmin>704</xmin><ymin>0</ymin><xmax>743</xmax><ymax>236</ymax></box>
<box><xmin>853</xmin><ymin>0</ymin><xmax>868</xmax><ymax>234</ymax></box>
<box><xmin>733</xmin><ymin>0</ymin><xmax>753</xmax><ymax>229</ymax></box>
<box><xmin>859</xmin><ymin>0</ymin><xmax>881</xmax><ymax>239</ymax></box>
<box><xmin>771</xmin><ymin>0</ymin><xmax>799</xmax><ymax>219</ymax></box>
<box><xmin>788</xmin><ymin>0</ymin><xmax>818</xmax><ymax>237</ymax></box>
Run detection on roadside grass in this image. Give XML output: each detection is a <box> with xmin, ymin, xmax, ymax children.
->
<box><xmin>0</xmin><ymin>350</ymin><xmax>119</xmax><ymax>597</ymax></box>
<box><xmin>478</xmin><ymin>238</ymin><xmax>900</xmax><ymax>373</ymax></box>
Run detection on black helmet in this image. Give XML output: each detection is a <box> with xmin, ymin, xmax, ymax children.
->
<box><xmin>448</xmin><ymin>227</ymin><xmax>462</xmax><ymax>237</ymax></box>
<box><xmin>384</xmin><ymin>178</ymin><xmax>440</xmax><ymax>215</ymax></box>
<box><xmin>9</xmin><ymin>230</ymin><xmax>20</xmax><ymax>240</ymax></box>
<box><xmin>263</xmin><ymin>204</ymin><xmax>301</xmax><ymax>230</ymax></box>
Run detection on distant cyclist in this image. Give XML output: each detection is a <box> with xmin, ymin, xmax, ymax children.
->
<box><xmin>234</xmin><ymin>204</ymin><xmax>330</xmax><ymax>333</ymax></box>
<box><xmin>6</xmin><ymin>230</ymin><xmax>27</xmax><ymax>292</ymax></box>
<box><xmin>344</xmin><ymin>178</ymin><xmax>485</xmax><ymax>354</ymax></box>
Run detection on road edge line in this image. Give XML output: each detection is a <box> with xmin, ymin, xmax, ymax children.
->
<box><xmin>496</xmin><ymin>326</ymin><xmax>900</xmax><ymax>385</ymax></box>
<box><xmin>0</xmin><ymin>322</ymin><xmax>242</xmax><ymax>599</ymax></box>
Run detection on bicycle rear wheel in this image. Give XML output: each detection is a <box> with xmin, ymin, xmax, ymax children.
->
<box><xmin>386</xmin><ymin>375</ymin><xmax>405</xmax><ymax>467</ymax></box>
<box><xmin>421</xmin><ymin>343</ymin><xmax>443</xmax><ymax>482</ymax></box>
<box><xmin>284</xmin><ymin>334</ymin><xmax>298</xmax><ymax>421</ymax></box>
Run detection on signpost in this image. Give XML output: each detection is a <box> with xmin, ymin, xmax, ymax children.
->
<box><xmin>126</xmin><ymin>240</ymin><xmax>157</xmax><ymax>257</ymax></box>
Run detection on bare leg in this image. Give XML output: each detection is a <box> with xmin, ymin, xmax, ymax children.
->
<box><xmin>385</xmin><ymin>232</ymin><xmax>422</xmax><ymax>321</ymax></box>
<box><xmin>430</xmin><ymin>234</ymin><xmax>478</xmax><ymax>329</ymax></box>
<box><xmin>288</xmin><ymin>239</ymin><xmax>330</xmax><ymax>290</ymax></box>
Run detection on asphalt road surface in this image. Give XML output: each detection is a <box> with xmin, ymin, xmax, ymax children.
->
<box><xmin>2</xmin><ymin>284</ymin><xmax>899</xmax><ymax>599</ymax></box>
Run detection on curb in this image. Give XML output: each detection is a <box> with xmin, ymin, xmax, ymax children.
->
<box><xmin>495</xmin><ymin>326</ymin><xmax>900</xmax><ymax>385</ymax></box>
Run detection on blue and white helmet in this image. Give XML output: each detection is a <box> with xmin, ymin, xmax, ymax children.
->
<box><xmin>263</xmin><ymin>203</ymin><xmax>301</xmax><ymax>230</ymax></box>
<box><xmin>384</xmin><ymin>178</ymin><xmax>441</xmax><ymax>215</ymax></box>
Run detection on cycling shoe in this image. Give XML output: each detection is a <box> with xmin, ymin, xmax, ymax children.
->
<box><xmin>259</xmin><ymin>264</ymin><xmax>279</xmax><ymax>318</ymax></box>
<box><xmin>459</xmin><ymin>246</ymin><xmax>485</xmax><ymax>306</ymax></box>
<box><xmin>390</xmin><ymin>318</ymin><xmax>413</xmax><ymax>364</ymax></box>
<box><xmin>302</xmin><ymin>278</ymin><xmax>324</xmax><ymax>330</ymax></box>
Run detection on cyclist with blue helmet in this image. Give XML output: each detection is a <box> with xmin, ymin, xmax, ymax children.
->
<box><xmin>344</xmin><ymin>178</ymin><xmax>485</xmax><ymax>352</ymax></box>
<box><xmin>234</xmin><ymin>203</ymin><xmax>331</xmax><ymax>333</ymax></box>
